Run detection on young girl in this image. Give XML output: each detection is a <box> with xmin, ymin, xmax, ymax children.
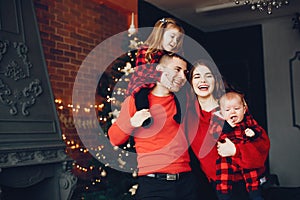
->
<box><xmin>126</xmin><ymin>17</ymin><xmax>185</xmax><ymax>127</ymax></box>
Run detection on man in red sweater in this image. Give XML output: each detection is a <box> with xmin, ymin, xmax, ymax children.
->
<box><xmin>108</xmin><ymin>53</ymin><xmax>198</xmax><ymax>200</ymax></box>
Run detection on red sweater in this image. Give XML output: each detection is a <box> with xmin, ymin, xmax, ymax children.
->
<box><xmin>186</xmin><ymin>99</ymin><xmax>270</xmax><ymax>181</ymax></box>
<box><xmin>108</xmin><ymin>93</ymin><xmax>191</xmax><ymax>175</ymax></box>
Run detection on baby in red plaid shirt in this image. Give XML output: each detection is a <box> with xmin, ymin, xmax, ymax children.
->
<box><xmin>210</xmin><ymin>91</ymin><xmax>265</xmax><ymax>200</ymax></box>
<box><xmin>126</xmin><ymin>18</ymin><xmax>185</xmax><ymax>127</ymax></box>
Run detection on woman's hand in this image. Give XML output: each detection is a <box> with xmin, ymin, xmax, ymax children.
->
<box><xmin>217</xmin><ymin>138</ymin><xmax>236</xmax><ymax>157</ymax></box>
<box><xmin>130</xmin><ymin>109</ymin><xmax>151</xmax><ymax>127</ymax></box>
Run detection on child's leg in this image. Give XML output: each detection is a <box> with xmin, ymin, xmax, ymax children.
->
<box><xmin>173</xmin><ymin>88</ymin><xmax>187</xmax><ymax>124</ymax></box>
<box><xmin>135</xmin><ymin>88</ymin><xmax>184</xmax><ymax>126</ymax></box>
<box><xmin>216</xmin><ymin>157</ymin><xmax>234</xmax><ymax>200</ymax></box>
<box><xmin>134</xmin><ymin>88</ymin><xmax>152</xmax><ymax>127</ymax></box>
<box><xmin>242</xmin><ymin>169</ymin><xmax>263</xmax><ymax>200</ymax></box>
<box><xmin>173</xmin><ymin>94</ymin><xmax>181</xmax><ymax>123</ymax></box>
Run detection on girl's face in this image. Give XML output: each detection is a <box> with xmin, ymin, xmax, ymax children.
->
<box><xmin>191</xmin><ymin>65</ymin><xmax>215</xmax><ymax>98</ymax></box>
<box><xmin>161</xmin><ymin>27</ymin><xmax>181</xmax><ymax>52</ymax></box>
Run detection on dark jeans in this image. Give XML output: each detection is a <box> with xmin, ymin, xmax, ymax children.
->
<box><xmin>134</xmin><ymin>172</ymin><xmax>198</xmax><ymax>200</ymax></box>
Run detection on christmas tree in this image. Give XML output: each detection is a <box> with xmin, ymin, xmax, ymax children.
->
<box><xmin>56</xmin><ymin>31</ymin><xmax>143</xmax><ymax>200</ymax></box>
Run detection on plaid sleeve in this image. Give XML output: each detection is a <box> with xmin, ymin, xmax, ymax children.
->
<box><xmin>208</xmin><ymin>113</ymin><xmax>225</xmax><ymax>141</ymax></box>
<box><xmin>126</xmin><ymin>47</ymin><xmax>164</xmax><ymax>96</ymax></box>
<box><xmin>243</xmin><ymin>110</ymin><xmax>263</xmax><ymax>140</ymax></box>
<box><xmin>198</xmin><ymin>111</ymin><xmax>224</xmax><ymax>159</ymax></box>
<box><xmin>233</xmin><ymin>110</ymin><xmax>270</xmax><ymax>169</ymax></box>
<box><xmin>209</xmin><ymin>113</ymin><xmax>241</xmax><ymax>143</ymax></box>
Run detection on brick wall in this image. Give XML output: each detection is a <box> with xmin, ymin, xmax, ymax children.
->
<box><xmin>33</xmin><ymin>0</ymin><xmax>131</xmax><ymax>179</ymax></box>
<box><xmin>34</xmin><ymin>0</ymin><xmax>128</xmax><ymax>104</ymax></box>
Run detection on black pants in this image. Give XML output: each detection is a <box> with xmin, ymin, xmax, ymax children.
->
<box><xmin>134</xmin><ymin>172</ymin><xmax>198</xmax><ymax>200</ymax></box>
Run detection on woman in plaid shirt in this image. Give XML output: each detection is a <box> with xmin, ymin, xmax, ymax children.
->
<box><xmin>126</xmin><ymin>17</ymin><xmax>185</xmax><ymax>127</ymax></box>
<box><xmin>186</xmin><ymin>59</ymin><xmax>270</xmax><ymax>200</ymax></box>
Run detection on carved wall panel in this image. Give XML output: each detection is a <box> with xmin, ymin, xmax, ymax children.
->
<box><xmin>0</xmin><ymin>0</ymin><xmax>59</xmax><ymax>137</ymax></box>
<box><xmin>290</xmin><ymin>51</ymin><xmax>300</xmax><ymax>129</ymax></box>
<box><xmin>0</xmin><ymin>0</ymin><xmax>75</xmax><ymax>199</ymax></box>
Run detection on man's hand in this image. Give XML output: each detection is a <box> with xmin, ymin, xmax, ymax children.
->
<box><xmin>130</xmin><ymin>109</ymin><xmax>151</xmax><ymax>127</ymax></box>
<box><xmin>217</xmin><ymin>138</ymin><xmax>236</xmax><ymax>157</ymax></box>
<box><xmin>245</xmin><ymin>128</ymin><xmax>255</xmax><ymax>137</ymax></box>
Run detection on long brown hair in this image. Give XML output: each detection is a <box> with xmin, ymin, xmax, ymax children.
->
<box><xmin>144</xmin><ymin>17</ymin><xmax>185</xmax><ymax>62</ymax></box>
<box><xmin>188</xmin><ymin>59</ymin><xmax>225</xmax><ymax>100</ymax></box>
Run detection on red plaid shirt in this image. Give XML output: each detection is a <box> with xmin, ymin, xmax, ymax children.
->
<box><xmin>126</xmin><ymin>45</ymin><xmax>165</xmax><ymax>96</ymax></box>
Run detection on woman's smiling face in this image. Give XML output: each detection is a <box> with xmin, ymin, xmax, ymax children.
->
<box><xmin>191</xmin><ymin>64</ymin><xmax>215</xmax><ymax>98</ymax></box>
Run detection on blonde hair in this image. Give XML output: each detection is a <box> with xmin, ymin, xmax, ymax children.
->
<box><xmin>144</xmin><ymin>18</ymin><xmax>184</xmax><ymax>62</ymax></box>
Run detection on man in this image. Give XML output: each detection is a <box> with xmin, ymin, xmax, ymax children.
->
<box><xmin>108</xmin><ymin>53</ymin><xmax>197</xmax><ymax>200</ymax></box>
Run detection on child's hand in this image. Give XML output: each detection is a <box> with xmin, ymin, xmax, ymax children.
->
<box><xmin>130</xmin><ymin>109</ymin><xmax>151</xmax><ymax>127</ymax></box>
<box><xmin>245</xmin><ymin>128</ymin><xmax>255</xmax><ymax>137</ymax></box>
<box><xmin>158</xmin><ymin>64</ymin><xmax>176</xmax><ymax>90</ymax></box>
<box><xmin>226</xmin><ymin>119</ymin><xmax>236</xmax><ymax>127</ymax></box>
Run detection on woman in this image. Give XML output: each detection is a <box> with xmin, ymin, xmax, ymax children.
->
<box><xmin>186</xmin><ymin>59</ymin><xmax>270</xmax><ymax>200</ymax></box>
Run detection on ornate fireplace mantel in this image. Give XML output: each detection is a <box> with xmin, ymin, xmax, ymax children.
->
<box><xmin>0</xmin><ymin>0</ymin><xmax>76</xmax><ymax>199</ymax></box>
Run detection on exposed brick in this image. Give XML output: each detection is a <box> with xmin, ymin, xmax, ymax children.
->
<box><xmin>39</xmin><ymin>31</ymin><xmax>50</xmax><ymax>39</ymax></box>
<box><xmin>50</xmin><ymin>48</ymin><xmax>63</xmax><ymax>55</ymax></box>
<box><xmin>41</xmin><ymin>39</ymin><xmax>55</xmax><ymax>47</ymax></box>
<box><xmin>57</xmin><ymin>68</ymin><xmax>70</xmax><ymax>76</ymax></box>
<box><xmin>34</xmin><ymin>0</ymin><xmax>129</xmax><ymax>180</ymax></box>
<box><xmin>50</xmin><ymin>74</ymin><xmax>64</xmax><ymax>81</ymax></box>
<box><xmin>50</xmin><ymin>34</ymin><xmax>64</xmax><ymax>42</ymax></box>
<box><xmin>64</xmin><ymin>76</ymin><xmax>75</xmax><ymax>82</ymax></box>
<box><xmin>50</xmin><ymin>60</ymin><xmax>64</xmax><ymax>67</ymax></box>
<box><xmin>64</xmin><ymin>38</ymin><xmax>77</xmax><ymax>45</ymax></box>
<box><xmin>63</xmin><ymin>63</ymin><xmax>77</xmax><ymax>70</ymax></box>
<box><xmin>51</xmin><ymin>21</ymin><xmax>64</xmax><ymax>29</ymax></box>
<box><xmin>70</xmin><ymin>45</ymin><xmax>82</xmax><ymax>53</ymax></box>
<box><xmin>56</xmin><ymin>42</ymin><xmax>69</xmax><ymax>50</ymax></box>
<box><xmin>70</xmin><ymin>58</ymin><xmax>82</xmax><ymax>65</ymax></box>
<box><xmin>57</xmin><ymin>56</ymin><xmax>70</xmax><ymax>62</ymax></box>
<box><xmin>64</xmin><ymin>51</ymin><xmax>76</xmax><ymax>58</ymax></box>
<box><xmin>56</xmin><ymin>29</ymin><xmax>70</xmax><ymax>38</ymax></box>
<box><xmin>56</xmin><ymin>81</ymin><xmax>70</xmax><ymax>88</ymax></box>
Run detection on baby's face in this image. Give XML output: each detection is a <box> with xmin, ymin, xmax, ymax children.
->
<box><xmin>220</xmin><ymin>96</ymin><xmax>246</xmax><ymax>125</ymax></box>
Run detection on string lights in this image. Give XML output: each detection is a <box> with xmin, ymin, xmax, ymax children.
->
<box><xmin>53</xmin><ymin>18</ymin><xmax>142</xmax><ymax>198</ymax></box>
<box><xmin>54</xmin><ymin>46</ymin><xmax>139</xmax><ymax>198</ymax></box>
